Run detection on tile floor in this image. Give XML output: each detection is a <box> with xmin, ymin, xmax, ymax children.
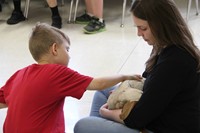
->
<box><xmin>0</xmin><ymin>0</ymin><xmax>200</xmax><ymax>133</ymax></box>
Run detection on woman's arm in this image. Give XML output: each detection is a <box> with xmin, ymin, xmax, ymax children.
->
<box><xmin>99</xmin><ymin>103</ymin><xmax>125</xmax><ymax>124</ymax></box>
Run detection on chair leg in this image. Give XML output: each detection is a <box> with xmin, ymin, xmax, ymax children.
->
<box><xmin>121</xmin><ymin>0</ymin><xmax>127</xmax><ymax>28</ymax></box>
<box><xmin>186</xmin><ymin>0</ymin><xmax>192</xmax><ymax>21</ymax></box>
<box><xmin>68</xmin><ymin>0</ymin><xmax>74</xmax><ymax>23</ymax></box>
<box><xmin>24</xmin><ymin>0</ymin><xmax>30</xmax><ymax>19</ymax></box>
<box><xmin>73</xmin><ymin>0</ymin><xmax>79</xmax><ymax>23</ymax></box>
<box><xmin>195</xmin><ymin>0</ymin><xmax>199</xmax><ymax>15</ymax></box>
<box><xmin>0</xmin><ymin>3</ymin><xmax>2</xmax><ymax>12</ymax></box>
<box><xmin>61</xmin><ymin>0</ymin><xmax>64</xmax><ymax>6</ymax></box>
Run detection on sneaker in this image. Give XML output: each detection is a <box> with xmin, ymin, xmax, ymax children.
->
<box><xmin>7</xmin><ymin>10</ymin><xmax>26</xmax><ymax>25</ymax></box>
<box><xmin>75</xmin><ymin>12</ymin><xmax>93</xmax><ymax>24</ymax></box>
<box><xmin>83</xmin><ymin>17</ymin><xmax>106</xmax><ymax>34</ymax></box>
<box><xmin>52</xmin><ymin>15</ymin><xmax>62</xmax><ymax>29</ymax></box>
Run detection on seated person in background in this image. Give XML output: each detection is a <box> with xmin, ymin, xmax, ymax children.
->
<box><xmin>7</xmin><ymin>0</ymin><xmax>62</xmax><ymax>29</ymax></box>
<box><xmin>0</xmin><ymin>22</ymin><xmax>141</xmax><ymax>133</ymax></box>
<box><xmin>75</xmin><ymin>0</ymin><xmax>105</xmax><ymax>34</ymax></box>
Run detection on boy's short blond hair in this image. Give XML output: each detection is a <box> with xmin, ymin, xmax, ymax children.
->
<box><xmin>29</xmin><ymin>22</ymin><xmax>70</xmax><ymax>61</ymax></box>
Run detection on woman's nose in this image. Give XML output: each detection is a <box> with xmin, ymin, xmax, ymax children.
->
<box><xmin>137</xmin><ymin>29</ymin><xmax>143</xmax><ymax>37</ymax></box>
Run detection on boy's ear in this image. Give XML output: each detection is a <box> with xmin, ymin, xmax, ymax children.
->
<box><xmin>51</xmin><ymin>43</ymin><xmax>58</xmax><ymax>56</ymax></box>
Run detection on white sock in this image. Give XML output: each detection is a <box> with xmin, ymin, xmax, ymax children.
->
<box><xmin>99</xmin><ymin>18</ymin><xmax>103</xmax><ymax>23</ymax></box>
<box><xmin>87</xmin><ymin>13</ymin><xmax>94</xmax><ymax>17</ymax></box>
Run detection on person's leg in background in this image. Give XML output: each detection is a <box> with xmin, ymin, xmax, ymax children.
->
<box><xmin>83</xmin><ymin>0</ymin><xmax>106</xmax><ymax>34</ymax></box>
<box><xmin>89</xmin><ymin>0</ymin><xmax>104</xmax><ymax>24</ymax></box>
<box><xmin>75</xmin><ymin>0</ymin><xmax>93</xmax><ymax>24</ymax></box>
<box><xmin>75</xmin><ymin>0</ymin><xmax>105</xmax><ymax>34</ymax></box>
<box><xmin>47</xmin><ymin>0</ymin><xmax>62</xmax><ymax>29</ymax></box>
<box><xmin>7</xmin><ymin>0</ymin><xmax>26</xmax><ymax>25</ymax></box>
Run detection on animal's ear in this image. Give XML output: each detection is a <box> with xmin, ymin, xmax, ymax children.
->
<box><xmin>119</xmin><ymin>101</ymin><xmax>137</xmax><ymax>120</ymax></box>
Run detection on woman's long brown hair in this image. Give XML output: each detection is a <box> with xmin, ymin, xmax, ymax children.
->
<box><xmin>131</xmin><ymin>0</ymin><xmax>200</xmax><ymax>73</ymax></box>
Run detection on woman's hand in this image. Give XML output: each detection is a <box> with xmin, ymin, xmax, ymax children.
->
<box><xmin>99</xmin><ymin>103</ymin><xmax>124</xmax><ymax>124</ymax></box>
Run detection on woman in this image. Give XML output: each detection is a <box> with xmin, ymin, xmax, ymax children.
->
<box><xmin>74</xmin><ymin>0</ymin><xmax>200</xmax><ymax>133</ymax></box>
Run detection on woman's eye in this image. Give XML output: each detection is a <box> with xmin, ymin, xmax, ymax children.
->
<box><xmin>140</xmin><ymin>27</ymin><xmax>147</xmax><ymax>31</ymax></box>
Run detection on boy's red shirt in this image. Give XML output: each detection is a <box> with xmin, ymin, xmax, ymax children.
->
<box><xmin>0</xmin><ymin>64</ymin><xmax>93</xmax><ymax>133</ymax></box>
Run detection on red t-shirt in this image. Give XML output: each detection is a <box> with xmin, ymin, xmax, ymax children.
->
<box><xmin>0</xmin><ymin>64</ymin><xmax>93</xmax><ymax>133</ymax></box>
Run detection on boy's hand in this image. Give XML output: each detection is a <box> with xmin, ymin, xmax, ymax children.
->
<box><xmin>124</xmin><ymin>74</ymin><xmax>143</xmax><ymax>81</ymax></box>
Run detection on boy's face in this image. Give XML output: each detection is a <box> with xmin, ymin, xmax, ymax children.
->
<box><xmin>55</xmin><ymin>41</ymin><xmax>70</xmax><ymax>66</ymax></box>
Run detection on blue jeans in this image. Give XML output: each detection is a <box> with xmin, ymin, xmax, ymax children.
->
<box><xmin>74</xmin><ymin>86</ymin><xmax>154</xmax><ymax>133</ymax></box>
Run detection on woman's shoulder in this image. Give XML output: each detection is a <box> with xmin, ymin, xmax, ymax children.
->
<box><xmin>162</xmin><ymin>45</ymin><xmax>194</xmax><ymax>60</ymax></box>
<box><xmin>160</xmin><ymin>45</ymin><xmax>197</xmax><ymax>67</ymax></box>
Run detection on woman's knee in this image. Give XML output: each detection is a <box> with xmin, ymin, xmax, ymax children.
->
<box><xmin>74</xmin><ymin>117</ymin><xmax>101</xmax><ymax>133</ymax></box>
<box><xmin>74</xmin><ymin>118</ymin><xmax>87</xmax><ymax>133</ymax></box>
<box><xmin>95</xmin><ymin>86</ymin><xmax>116</xmax><ymax>99</ymax></box>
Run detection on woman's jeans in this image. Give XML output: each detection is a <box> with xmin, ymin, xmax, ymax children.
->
<box><xmin>74</xmin><ymin>86</ymin><xmax>154</xmax><ymax>133</ymax></box>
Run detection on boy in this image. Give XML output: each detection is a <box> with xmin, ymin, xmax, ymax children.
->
<box><xmin>0</xmin><ymin>23</ymin><xmax>141</xmax><ymax>133</ymax></box>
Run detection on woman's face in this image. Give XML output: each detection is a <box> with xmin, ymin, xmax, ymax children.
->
<box><xmin>133</xmin><ymin>15</ymin><xmax>156</xmax><ymax>45</ymax></box>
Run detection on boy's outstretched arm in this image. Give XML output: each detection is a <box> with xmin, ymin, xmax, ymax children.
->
<box><xmin>87</xmin><ymin>74</ymin><xmax>142</xmax><ymax>90</ymax></box>
<box><xmin>0</xmin><ymin>103</ymin><xmax>7</xmax><ymax>109</ymax></box>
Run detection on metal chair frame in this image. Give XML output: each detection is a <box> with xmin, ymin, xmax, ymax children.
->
<box><xmin>68</xmin><ymin>0</ymin><xmax>79</xmax><ymax>23</ymax></box>
<box><xmin>187</xmin><ymin>0</ymin><xmax>199</xmax><ymax>20</ymax></box>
